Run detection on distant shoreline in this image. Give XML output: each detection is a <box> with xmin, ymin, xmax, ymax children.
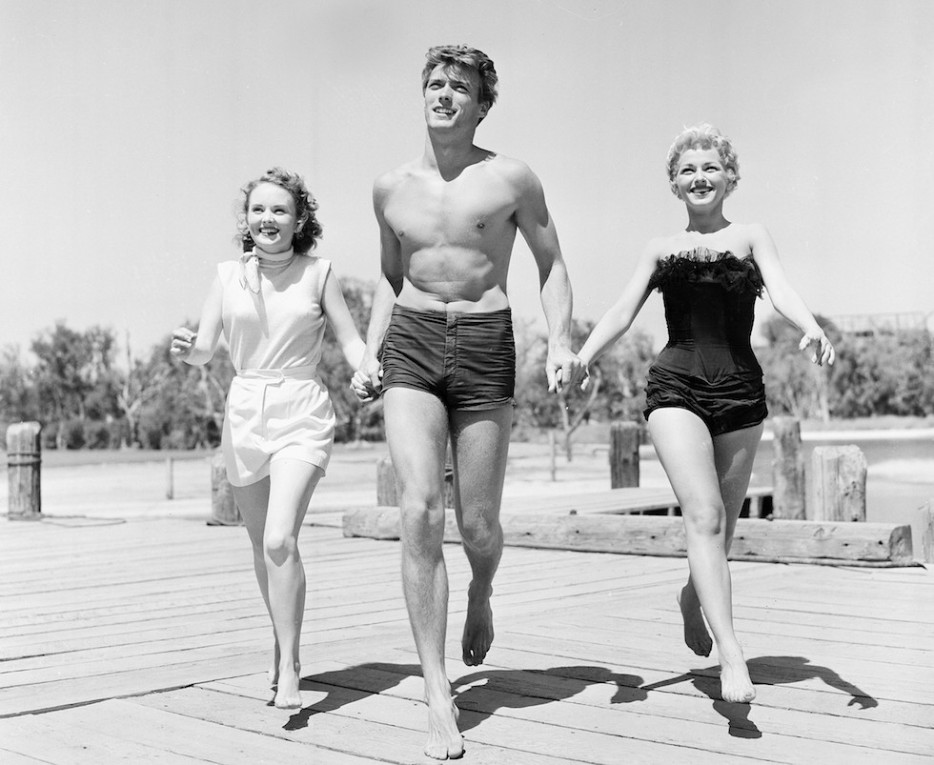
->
<box><xmin>1</xmin><ymin>414</ymin><xmax>932</xmax><ymax>469</ymax></box>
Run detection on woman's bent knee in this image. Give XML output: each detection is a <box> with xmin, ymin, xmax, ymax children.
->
<box><xmin>681</xmin><ymin>503</ymin><xmax>726</xmax><ymax>538</ymax></box>
<box><xmin>264</xmin><ymin>532</ymin><xmax>298</xmax><ymax>564</ymax></box>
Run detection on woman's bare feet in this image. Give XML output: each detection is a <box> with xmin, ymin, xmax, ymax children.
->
<box><xmin>677</xmin><ymin>585</ymin><xmax>713</xmax><ymax>657</ymax></box>
<box><xmin>273</xmin><ymin>660</ymin><xmax>303</xmax><ymax>710</ymax></box>
<box><xmin>719</xmin><ymin>648</ymin><xmax>756</xmax><ymax>703</ymax></box>
<box><xmin>424</xmin><ymin>694</ymin><xmax>463</xmax><ymax>760</ymax></box>
<box><xmin>462</xmin><ymin>582</ymin><xmax>494</xmax><ymax>666</ymax></box>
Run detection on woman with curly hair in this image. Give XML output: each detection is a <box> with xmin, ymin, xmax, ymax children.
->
<box><xmin>578</xmin><ymin>125</ymin><xmax>833</xmax><ymax>703</ymax></box>
<box><xmin>171</xmin><ymin>167</ymin><xmax>365</xmax><ymax>709</ymax></box>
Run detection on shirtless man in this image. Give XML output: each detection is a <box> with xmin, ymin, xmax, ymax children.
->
<box><xmin>353</xmin><ymin>45</ymin><xmax>582</xmax><ymax>760</ymax></box>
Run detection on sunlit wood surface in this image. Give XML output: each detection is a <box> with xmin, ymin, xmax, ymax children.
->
<box><xmin>1</xmin><ymin>516</ymin><xmax>931</xmax><ymax>764</ymax></box>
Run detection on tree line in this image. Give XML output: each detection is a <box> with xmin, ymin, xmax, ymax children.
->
<box><xmin>2</xmin><ymin>283</ymin><xmax>931</xmax><ymax>451</ymax></box>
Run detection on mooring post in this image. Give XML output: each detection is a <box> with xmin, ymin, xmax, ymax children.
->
<box><xmin>377</xmin><ymin>450</ymin><xmax>454</xmax><ymax>508</ymax></box>
<box><xmin>208</xmin><ymin>450</ymin><xmax>241</xmax><ymax>526</ymax></box>
<box><xmin>6</xmin><ymin>422</ymin><xmax>42</xmax><ymax>521</ymax></box>
<box><xmin>771</xmin><ymin>417</ymin><xmax>805</xmax><ymax>519</ymax></box>
<box><xmin>165</xmin><ymin>457</ymin><xmax>175</xmax><ymax>500</ymax></box>
<box><xmin>609</xmin><ymin>421</ymin><xmax>641</xmax><ymax>488</ymax></box>
<box><xmin>918</xmin><ymin>501</ymin><xmax>934</xmax><ymax>564</ymax></box>
<box><xmin>806</xmin><ymin>445</ymin><xmax>867</xmax><ymax>522</ymax></box>
<box><xmin>376</xmin><ymin>455</ymin><xmax>399</xmax><ymax>507</ymax></box>
<box><xmin>549</xmin><ymin>430</ymin><xmax>557</xmax><ymax>482</ymax></box>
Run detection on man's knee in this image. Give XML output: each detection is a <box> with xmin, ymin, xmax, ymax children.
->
<box><xmin>459</xmin><ymin>510</ymin><xmax>503</xmax><ymax>555</ymax></box>
<box><xmin>400</xmin><ymin>498</ymin><xmax>447</xmax><ymax>552</ymax></box>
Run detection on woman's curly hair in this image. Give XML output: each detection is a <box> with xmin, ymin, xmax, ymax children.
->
<box><xmin>236</xmin><ymin>167</ymin><xmax>322</xmax><ymax>255</ymax></box>
<box><xmin>666</xmin><ymin>124</ymin><xmax>740</xmax><ymax>198</ymax></box>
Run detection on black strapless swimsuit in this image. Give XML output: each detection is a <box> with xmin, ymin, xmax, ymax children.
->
<box><xmin>643</xmin><ymin>248</ymin><xmax>768</xmax><ymax>435</ymax></box>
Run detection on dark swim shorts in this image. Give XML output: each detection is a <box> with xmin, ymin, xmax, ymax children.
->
<box><xmin>643</xmin><ymin>365</ymin><xmax>768</xmax><ymax>436</ymax></box>
<box><xmin>380</xmin><ymin>304</ymin><xmax>516</xmax><ymax>411</ymax></box>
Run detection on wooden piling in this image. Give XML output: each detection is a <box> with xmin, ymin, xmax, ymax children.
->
<box><xmin>376</xmin><ymin>455</ymin><xmax>399</xmax><ymax>506</ymax></box>
<box><xmin>6</xmin><ymin>422</ymin><xmax>42</xmax><ymax>520</ymax></box>
<box><xmin>918</xmin><ymin>501</ymin><xmax>934</xmax><ymax>564</ymax></box>
<box><xmin>609</xmin><ymin>421</ymin><xmax>641</xmax><ymax>488</ymax></box>
<box><xmin>548</xmin><ymin>430</ymin><xmax>556</xmax><ymax>482</ymax></box>
<box><xmin>208</xmin><ymin>451</ymin><xmax>241</xmax><ymax>526</ymax></box>
<box><xmin>165</xmin><ymin>457</ymin><xmax>175</xmax><ymax>500</ymax></box>
<box><xmin>807</xmin><ymin>445</ymin><xmax>867</xmax><ymax>522</ymax></box>
<box><xmin>771</xmin><ymin>417</ymin><xmax>805</xmax><ymax>519</ymax></box>
<box><xmin>377</xmin><ymin>452</ymin><xmax>455</xmax><ymax>508</ymax></box>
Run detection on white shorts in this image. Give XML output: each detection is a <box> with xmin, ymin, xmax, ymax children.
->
<box><xmin>222</xmin><ymin>366</ymin><xmax>335</xmax><ymax>487</ymax></box>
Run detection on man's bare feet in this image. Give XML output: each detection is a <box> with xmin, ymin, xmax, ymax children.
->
<box><xmin>267</xmin><ymin>641</ymin><xmax>281</xmax><ymax>688</ymax></box>
<box><xmin>677</xmin><ymin>585</ymin><xmax>712</xmax><ymax>657</ymax></box>
<box><xmin>719</xmin><ymin>649</ymin><xmax>756</xmax><ymax>703</ymax></box>
<box><xmin>273</xmin><ymin>660</ymin><xmax>303</xmax><ymax>710</ymax></box>
<box><xmin>462</xmin><ymin>582</ymin><xmax>494</xmax><ymax>666</ymax></box>
<box><xmin>424</xmin><ymin>696</ymin><xmax>463</xmax><ymax>760</ymax></box>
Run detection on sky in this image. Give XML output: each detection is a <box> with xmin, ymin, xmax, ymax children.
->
<box><xmin>2</xmin><ymin>0</ymin><xmax>933</xmax><ymax>365</ymax></box>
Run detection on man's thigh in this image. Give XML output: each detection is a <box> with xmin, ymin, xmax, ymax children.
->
<box><xmin>383</xmin><ymin>387</ymin><xmax>449</xmax><ymax>499</ymax></box>
<box><xmin>449</xmin><ymin>405</ymin><xmax>513</xmax><ymax>517</ymax></box>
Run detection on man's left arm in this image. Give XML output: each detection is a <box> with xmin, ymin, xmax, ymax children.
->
<box><xmin>512</xmin><ymin>163</ymin><xmax>583</xmax><ymax>392</ymax></box>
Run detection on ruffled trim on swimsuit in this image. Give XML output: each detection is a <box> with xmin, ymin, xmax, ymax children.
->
<box><xmin>649</xmin><ymin>247</ymin><xmax>763</xmax><ymax>296</ymax></box>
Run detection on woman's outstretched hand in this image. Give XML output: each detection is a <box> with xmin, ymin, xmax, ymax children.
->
<box><xmin>799</xmin><ymin>330</ymin><xmax>835</xmax><ymax>366</ymax></box>
<box><xmin>170</xmin><ymin>327</ymin><xmax>197</xmax><ymax>360</ymax></box>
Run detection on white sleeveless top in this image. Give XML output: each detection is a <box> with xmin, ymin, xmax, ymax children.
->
<box><xmin>218</xmin><ymin>255</ymin><xmax>331</xmax><ymax>373</ymax></box>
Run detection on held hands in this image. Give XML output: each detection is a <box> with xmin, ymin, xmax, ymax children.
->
<box><xmin>546</xmin><ymin>346</ymin><xmax>586</xmax><ymax>394</ymax></box>
<box><xmin>580</xmin><ymin>365</ymin><xmax>593</xmax><ymax>392</ymax></box>
<box><xmin>170</xmin><ymin>327</ymin><xmax>197</xmax><ymax>360</ymax></box>
<box><xmin>799</xmin><ymin>330</ymin><xmax>835</xmax><ymax>367</ymax></box>
<box><xmin>351</xmin><ymin>352</ymin><xmax>382</xmax><ymax>403</ymax></box>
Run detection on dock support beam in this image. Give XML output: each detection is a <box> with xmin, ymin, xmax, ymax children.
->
<box><xmin>6</xmin><ymin>422</ymin><xmax>42</xmax><ymax>521</ymax></box>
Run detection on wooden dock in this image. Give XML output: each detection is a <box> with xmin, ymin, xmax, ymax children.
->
<box><xmin>1</xmin><ymin>514</ymin><xmax>932</xmax><ymax>763</ymax></box>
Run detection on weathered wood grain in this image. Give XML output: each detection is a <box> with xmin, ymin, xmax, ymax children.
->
<box><xmin>1</xmin><ymin>516</ymin><xmax>931</xmax><ymax>763</ymax></box>
<box><xmin>343</xmin><ymin>507</ymin><xmax>915</xmax><ymax>565</ymax></box>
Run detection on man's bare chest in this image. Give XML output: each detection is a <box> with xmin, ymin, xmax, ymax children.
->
<box><xmin>384</xmin><ymin>176</ymin><xmax>517</xmax><ymax>245</ymax></box>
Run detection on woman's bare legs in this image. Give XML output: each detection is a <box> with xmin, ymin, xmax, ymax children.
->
<box><xmin>232</xmin><ymin>478</ymin><xmax>276</xmax><ymax>683</ymax></box>
<box><xmin>648</xmin><ymin>408</ymin><xmax>763</xmax><ymax>703</ymax></box>
<box><xmin>234</xmin><ymin>458</ymin><xmax>323</xmax><ymax>709</ymax></box>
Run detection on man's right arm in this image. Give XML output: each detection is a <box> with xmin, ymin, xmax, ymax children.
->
<box><xmin>359</xmin><ymin>176</ymin><xmax>404</xmax><ymax>395</ymax></box>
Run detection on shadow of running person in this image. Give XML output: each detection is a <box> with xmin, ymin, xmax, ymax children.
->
<box><xmin>450</xmin><ymin>665</ymin><xmax>647</xmax><ymax>732</ymax></box>
<box><xmin>747</xmin><ymin>655</ymin><xmax>879</xmax><ymax>708</ymax></box>
<box><xmin>640</xmin><ymin>654</ymin><xmax>878</xmax><ymax>739</ymax></box>
<box><xmin>284</xmin><ymin>662</ymin><xmax>422</xmax><ymax>731</ymax></box>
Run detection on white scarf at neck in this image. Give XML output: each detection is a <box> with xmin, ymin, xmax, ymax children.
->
<box><xmin>238</xmin><ymin>248</ymin><xmax>296</xmax><ymax>293</ymax></box>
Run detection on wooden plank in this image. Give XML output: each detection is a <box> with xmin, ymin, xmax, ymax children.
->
<box><xmin>237</xmin><ymin>656</ymin><xmax>934</xmax><ymax>763</ymax></box>
<box><xmin>505</xmin><ymin>618</ymin><xmax>934</xmax><ymax>699</ymax></box>
<box><xmin>0</xmin><ymin>751</ymin><xmax>48</xmax><ymax>764</ymax></box>
<box><xmin>30</xmin><ymin>699</ymin><xmax>376</xmax><ymax>765</ymax></box>
<box><xmin>474</xmin><ymin>643</ymin><xmax>933</xmax><ymax>730</ymax></box>
<box><xmin>197</xmin><ymin>673</ymin><xmax>737</xmax><ymax>764</ymax></box>
<box><xmin>343</xmin><ymin>508</ymin><xmax>915</xmax><ymax>565</ymax></box>
<box><xmin>2</xmin><ymin>518</ymin><xmax>932</xmax><ymax>764</ymax></box>
<box><xmin>0</xmin><ymin>713</ymin><xmax>209</xmax><ymax>763</ymax></box>
<box><xmin>491</xmin><ymin>625</ymin><xmax>934</xmax><ymax>706</ymax></box>
<box><xmin>135</xmin><ymin>685</ymin><xmax>580</xmax><ymax>765</ymax></box>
